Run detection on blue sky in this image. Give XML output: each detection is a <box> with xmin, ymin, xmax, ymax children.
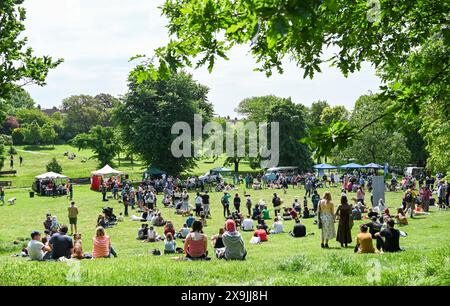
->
<box><xmin>23</xmin><ymin>0</ymin><xmax>381</xmax><ymax>116</ymax></box>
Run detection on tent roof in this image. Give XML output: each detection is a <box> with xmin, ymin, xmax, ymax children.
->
<box><xmin>313</xmin><ymin>163</ymin><xmax>337</xmax><ymax>170</ymax></box>
<box><xmin>35</xmin><ymin>172</ymin><xmax>68</xmax><ymax>179</ymax></box>
<box><xmin>210</xmin><ymin>167</ymin><xmax>232</xmax><ymax>173</ymax></box>
<box><xmin>91</xmin><ymin>164</ymin><xmax>123</xmax><ymax>176</ymax></box>
<box><xmin>144</xmin><ymin>166</ymin><xmax>167</xmax><ymax>175</ymax></box>
<box><xmin>340</xmin><ymin>163</ymin><xmax>364</xmax><ymax>169</ymax></box>
<box><xmin>363</xmin><ymin>163</ymin><xmax>383</xmax><ymax>169</ymax></box>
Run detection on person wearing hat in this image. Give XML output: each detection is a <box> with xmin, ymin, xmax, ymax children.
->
<box><xmin>27</xmin><ymin>231</ymin><xmax>51</xmax><ymax>261</ymax></box>
<box><xmin>217</xmin><ymin>219</ymin><xmax>246</xmax><ymax>260</ymax></box>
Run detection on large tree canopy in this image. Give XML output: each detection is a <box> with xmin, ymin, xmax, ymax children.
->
<box><xmin>115</xmin><ymin>70</ymin><xmax>214</xmax><ymax>174</ymax></box>
<box><xmin>236</xmin><ymin>95</ymin><xmax>313</xmax><ymax>171</ymax></box>
<box><xmin>0</xmin><ymin>0</ymin><xmax>62</xmax><ymax>100</ymax></box>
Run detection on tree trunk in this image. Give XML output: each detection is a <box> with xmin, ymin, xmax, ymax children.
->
<box><xmin>234</xmin><ymin>160</ymin><xmax>239</xmax><ymax>173</ymax></box>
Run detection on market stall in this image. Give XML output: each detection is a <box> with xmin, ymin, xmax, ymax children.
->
<box><xmin>33</xmin><ymin>172</ymin><xmax>69</xmax><ymax>196</ymax></box>
<box><xmin>91</xmin><ymin>165</ymin><xmax>123</xmax><ymax>191</ymax></box>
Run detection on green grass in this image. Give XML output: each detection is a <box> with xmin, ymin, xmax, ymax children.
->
<box><xmin>0</xmin><ymin>185</ymin><xmax>449</xmax><ymax>286</ymax></box>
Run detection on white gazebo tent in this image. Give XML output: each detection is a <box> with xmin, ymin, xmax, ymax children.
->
<box><xmin>33</xmin><ymin>172</ymin><xmax>69</xmax><ymax>195</ymax></box>
<box><xmin>90</xmin><ymin>165</ymin><xmax>123</xmax><ymax>191</ymax></box>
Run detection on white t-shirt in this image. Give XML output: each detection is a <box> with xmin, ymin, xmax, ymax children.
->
<box><xmin>272</xmin><ymin>221</ymin><xmax>284</xmax><ymax>234</ymax></box>
<box><xmin>27</xmin><ymin>239</ymin><xmax>45</xmax><ymax>261</ymax></box>
<box><xmin>195</xmin><ymin>196</ymin><xmax>203</xmax><ymax>205</ymax></box>
<box><xmin>242</xmin><ymin>218</ymin><xmax>254</xmax><ymax>231</ymax></box>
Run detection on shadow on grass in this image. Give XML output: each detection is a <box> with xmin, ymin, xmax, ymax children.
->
<box><xmin>22</xmin><ymin>145</ymin><xmax>55</xmax><ymax>152</ymax></box>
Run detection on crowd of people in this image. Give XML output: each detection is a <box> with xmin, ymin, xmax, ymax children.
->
<box><xmin>17</xmin><ymin>170</ymin><xmax>449</xmax><ymax>262</ymax></box>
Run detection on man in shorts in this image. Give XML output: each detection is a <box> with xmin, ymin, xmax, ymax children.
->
<box><xmin>68</xmin><ymin>201</ymin><xmax>79</xmax><ymax>234</ymax></box>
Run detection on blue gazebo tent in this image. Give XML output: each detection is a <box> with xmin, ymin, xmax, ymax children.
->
<box><xmin>313</xmin><ymin>163</ymin><xmax>337</xmax><ymax>170</ymax></box>
<box><xmin>363</xmin><ymin>163</ymin><xmax>382</xmax><ymax>169</ymax></box>
<box><xmin>339</xmin><ymin>163</ymin><xmax>364</xmax><ymax>169</ymax></box>
<box><xmin>210</xmin><ymin>167</ymin><xmax>232</xmax><ymax>174</ymax></box>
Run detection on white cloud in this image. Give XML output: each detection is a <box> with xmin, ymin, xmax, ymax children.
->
<box><xmin>22</xmin><ymin>0</ymin><xmax>381</xmax><ymax>115</ymax></box>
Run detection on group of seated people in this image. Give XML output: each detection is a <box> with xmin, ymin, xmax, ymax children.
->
<box><xmin>25</xmin><ymin>224</ymin><xmax>117</xmax><ymax>261</ymax></box>
<box><xmin>354</xmin><ymin>218</ymin><xmax>403</xmax><ymax>253</ymax></box>
<box><xmin>35</xmin><ymin>179</ymin><xmax>68</xmax><ymax>196</ymax></box>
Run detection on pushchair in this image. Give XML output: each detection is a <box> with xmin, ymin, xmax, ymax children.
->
<box><xmin>103</xmin><ymin>207</ymin><xmax>117</xmax><ymax>223</ymax></box>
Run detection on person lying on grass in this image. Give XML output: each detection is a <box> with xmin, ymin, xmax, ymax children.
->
<box><xmin>216</xmin><ymin>219</ymin><xmax>247</xmax><ymax>260</ymax></box>
<box><xmin>184</xmin><ymin>220</ymin><xmax>209</xmax><ymax>260</ymax></box>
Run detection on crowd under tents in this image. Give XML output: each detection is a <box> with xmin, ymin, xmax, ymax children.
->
<box><xmin>32</xmin><ymin>172</ymin><xmax>69</xmax><ymax>196</ymax></box>
<box><xmin>91</xmin><ymin>165</ymin><xmax>123</xmax><ymax>191</ymax></box>
<box><xmin>312</xmin><ymin>162</ymin><xmax>385</xmax><ymax>173</ymax></box>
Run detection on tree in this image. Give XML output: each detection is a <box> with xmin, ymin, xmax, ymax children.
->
<box><xmin>0</xmin><ymin>0</ymin><xmax>62</xmax><ymax>99</ymax></box>
<box><xmin>40</xmin><ymin>123</ymin><xmax>57</xmax><ymax>147</ymax></box>
<box><xmin>307</xmin><ymin>100</ymin><xmax>330</xmax><ymax>129</ymax></box>
<box><xmin>332</xmin><ymin>94</ymin><xmax>411</xmax><ymax>168</ymax></box>
<box><xmin>11</xmin><ymin>128</ymin><xmax>25</xmax><ymax>145</ymax></box>
<box><xmin>0</xmin><ymin>135</ymin><xmax>13</xmax><ymax>170</ymax></box>
<box><xmin>144</xmin><ymin>0</ymin><xmax>448</xmax><ymax>168</ymax></box>
<box><xmin>70</xmin><ymin>126</ymin><xmax>118</xmax><ymax>167</ymax></box>
<box><xmin>5</xmin><ymin>88</ymin><xmax>35</xmax><ymax>114</ymax></box>
<box><xmin>22</xmin><ymin>121</ymin><xmax>42</xmax><ymax>145</ymax></box>
<box><xmin>46</xmin><ymin>157</ymin><xmax>62</xmax><ymax>174</ymax></box>
<box><xmin>61</xmin><ymin>94</ymin><xmax>119</xmax><ymax>140</ymax></box>
<box><xmin>115</xmin><ymin>70</ymin><xmax>214</xmax><ymax>174</ymax></box>
<box><xmin>319</xmin><ymin>105</ymin><xmax>350</xmax><ymax>126</ymax></box>
<box><xmin>236</xmin><ymin>96</ymin><xmax>313</xmax><ymax>171</ymax></box>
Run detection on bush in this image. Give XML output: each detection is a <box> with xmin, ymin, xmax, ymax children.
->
<box><xmin>11</xmin><ymin>128</ymin><xmax>25</xmax><ymax>145</ymax></box>
<box><xmin>46</xmin><ymin>157</ymin><xmax>62</xmax><ymax>173</ymax></box>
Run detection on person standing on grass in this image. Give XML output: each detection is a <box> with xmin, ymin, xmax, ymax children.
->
<box><xmin>245</xmin><ymin>194</ymin><xmax>253</xmax><ymax>216</ymax></box>
<box><xmin>10</xmin><ymin>155</ymin><xmax>13</xmax><ymax>169</ymax></box>
<box><xmin>404</xmin><ymin>186</ymin><xmax>416</xmax><ymax>218</ymax></box>
<box><xmin>195</xmin><ymin>192</ymin><xmax>203</xmax><ymax>217</ymax></box>
<box><xmin>311</xmin><ymin>190</ymin><xmax>320</xmax><ymax>213</ymax></box>
<box><xmin>336</xmin><ymin>196</ymin><xmax>352</xmax><ymax>248</ymax></box>
<box><xmin>0</xmin><ymin>187</ymin><xmax>4</xmax><ymax>206</ymax></box>
<box><xmin>101</xmin><ymin>182</ymin><xmax>107</xmax><ymax>201</ymax></box>
<box><xmin>202</xmin><ymin>191</ymin><xmax>210</xmax><ymax>218</ymax></box>
<box><xmin>19</xmin><ymin>156</ymin><xmax>23</xmax><ymax>167</ymax></box>
<box><xmin>66</xmin><ymin>179</ymin><xmax>73</xmax><ymax>200</ymax></box>
<box><xmin>221</xmin><ymin>192</ymin><xmax>231</xmax><ymax>217</ymax></box>
<box><xmin>233</xmin><ymin>193</ymin><xmax>241</xmax><ymax>213</ymax></box>
<box><xmin>68</xmin><ymin>201</ymin><xmax>79</xmax><ymax>234</ymax></box>
<box><xmin>272</xmin><ymin>193</ymin><xmax>281</xmax><ymax>217</ymax></box>
<box><xmin>317</xmin><ymin>191</ymin><xmax>335</xmax><ymax>248</ymax></box>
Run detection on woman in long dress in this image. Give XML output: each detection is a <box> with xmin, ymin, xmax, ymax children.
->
<box><xmin>317</xmin><ymin>191</ymin><xmax>336</xmax><ymax>248</ymax></box>
<box><xmin>336</xmin><ymin>195</ymin><xmax>352</xmax><ymax>247</ymax></box>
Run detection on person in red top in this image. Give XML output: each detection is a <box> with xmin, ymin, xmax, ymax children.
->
<box><xmin>254</xmin><ymin>224</ymin><xmax>268</xmax><ymax>242</ymax></box>
<box><xmin>289</xmin><ymin>208</ymin><xmax>298</xmax><ymax>219</ymax></box>
<box><xmin>164</xmin><ymin>221</ymin><xmax>175</xmax><ymax>237</ymax></box>
<box><xmin>184</xmin><ymin>220</ymin><xmax>208</xmax><ymax>259</ymax></box>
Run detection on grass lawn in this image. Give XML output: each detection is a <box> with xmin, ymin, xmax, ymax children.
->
<box><xmin>0</xmin><ymin>185</ymin><xmax>449</xmax><ymax>286</ymax></box>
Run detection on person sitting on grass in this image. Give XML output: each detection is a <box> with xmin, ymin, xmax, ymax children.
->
<box><xmin>27</xmin><ymin>231</ymin><xmax>52</xmax><ymax>261</ymax></box>
<box><xmin>164</xmin><ymin>221</ymin><xmax>175</xmax><ymax>238</ymax></box>
<box><xmin>93</xmin><ymin>226</ymin><xmax>117</xmax><ymax>258</ymax></box>
<box><xmin>354</xmin><ymin>224</ymin><xmax>376</xmax><ymax>254</ymax></box>
<box><xmin>396</xmin><ymin>208</ymin><xmax>408</xmax><ymax>226</ymax></box>
<box><xmin>351</xmin><ymin>205</ymin><xmax>362</xmax><ymax>220</ymax></box>
<box><xmin>252</xmin><ymin>205</ymin><xmax>261</xmax><ymax>220</ymax></box>
<box><xmin>375</xmin><ymin>219</ymin><xmax>402</xmax><ymax>253</ymax></box>
<box><xmin>43</xmin><ymin>214</ymin><xmax>53</xmax><ymax>231</ymax></box>
<box><xmin>185</xmin><ymin>213</ymin><xmax>195</xmax><ymax>228</ymax></box>
<box><xmin>254</xmin><ymin>224</ymin><xmax>268</xmax><ymax>242</ymax></box>
<box><xmin>176</xmin><ymin>223</ymin><xmax>190</xmax><ymax>239</ymax></box>
<box><xmin>164</xmin><ymin>233</ymin><xmax>176</xmax><ymax>255</ymax></box>
<box><xmin>292</xmin><ymin>197</ymin><xmax>301</xmax><ymax>213</ymax></box>
<box><xmin>137</xmin><ymin>224</ymin><xmax>149</xmax><ymax>240</ymax></box>
<box><xmin>289</xmin><ymin>219</ymin><xmax>306</xmax><ymax>238</ymax></box>
<box><xmin>72</xmin><ymin>233</ymin><xmax>90</xmax><ymax>260</ymax></box>
<box><xmin>146</xmin><ymin>226</ymin><xmax>161</xmax><ymax>242</ymax></box>
<box><xmin>49</xmin><ymin>224</ymin><xmax>73</xmax><ymax>260</ymax></box>
<box><xmin>242</xmin><ymin>215</ymin><xmax>254</xmax><ymax>231</ymax></box>
<box><xmin>289</xmin><ymin>207</ymin><xmax>298</xmax><ymax>219</ymax></box>
<box><xmin>154</xmin><ymin>213</ymin><xmax>166</xmax><ymax>227</ymax></box>
<box><xmin>303</xmin><ymin>205</ymin><xmax>314</xmax><ymax>219</ymax></box>
<box><xmin>282</xmin><ymin>208</ymin><xmax>292</xmax><ymax>221</ymax></box>
<box><xmin>211</xmin><ymin>228</ymin><xmax>225</xmax><ymax>249</ymax></box>
<box><xmin>217</xmin><ymin>219</ymin><xmax>247</xmax><ymax>260</ymax></box>
<box><xmin>184</xmin><ymin>220</ymin><xmax>209</xmax><ymax>260</ymax></box>
<box><xmin>262</xmin><ymin>206</ymin><xmax>271</xmax><ymax>220</ymax></box>
<box><xmin>270</xmin><ymin>217</ymin><xmax>284</xmax><ymax>234</ymax></box>
<box><xmin>367</xmin><ymin>207</ymin><xmax>379</xmax><ymax>220</ymax></box>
